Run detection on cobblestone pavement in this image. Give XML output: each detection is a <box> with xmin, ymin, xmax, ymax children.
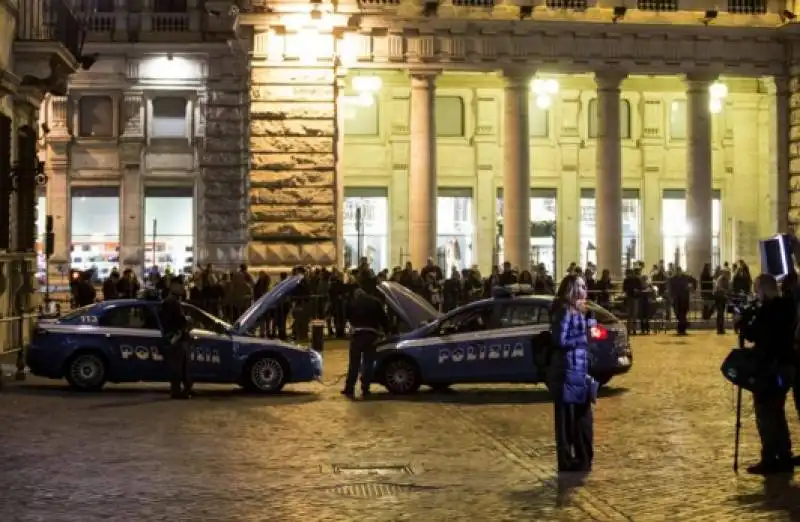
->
<box><xmin>1</xmin><ymin>333</ymin><xmax>800</xmax><ymax>521</ymax></box>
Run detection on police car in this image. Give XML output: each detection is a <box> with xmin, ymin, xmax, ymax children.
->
<box><xmin>373</xmin><ymin>283</ymin><xmax>632</xmax><ymax>394</ymax></box>
<box><xmin>25</xmin><ymin>275</ymin><xmax>322</xmax><ymax>393</ymax></box>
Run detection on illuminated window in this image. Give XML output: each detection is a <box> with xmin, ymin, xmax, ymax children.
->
<box><xmin>144</xmin><ymin>187</ymin><xmax>194</xmax><ymax>275</ymax></box>
<box><xmin>588</xmin><ymin>98</ymin><xmax>631</xmax><ymax>139</ymax></box>
<box><xmin>670</xmin><ymin>100</ymin><xmax>687</xmax><ymax>139</ymax></box>
<box><xmin>70</xmin><ymin>187</ymin><xmax>120</xmax><ymax>280</ymax></box>
<box><xmin>437</xmin><ymin>188</ymin><xmax>474</xmax><ymax>272</ymax></box>
<box><xmin>152</xmin><ymin>97</ymin><xmax>187</xmax><ymax>138</ymax></box>
<box><xmin>727</xmin><ymin>0</ymin><xmax>766</xmax><ymax>14</ymax></box>
<box><xmin>78</xmin><ymin>96</ymin><xmax>115</xmax><ymax>138</ymax></box>
<box><xmin>579</xmin><ymin>188</ymin><xmax>641</xmax><ymax>271</ymax></box>
<box><xmin>343</xmin><ymin>188</ymin><xmax>389</xmax><ymax>271</ymax></box>
<box><xmin>496</xmin><ymin>188</ymin><xmax>557</xmax><ymax>274</ymax></box>
<box><xmin>436</xmin><ymin>96</ymin><xmax>465</xmax><ymax>137</ymax></box>
<box><xmin>661</xmin><ymin>189</ymin><xmax>722</xmax><ymax>269</ymax></box>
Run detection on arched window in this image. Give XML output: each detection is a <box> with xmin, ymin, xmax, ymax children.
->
<box><xmin>588</xmin><ymin>98</ymin><xmax>631</xmax><ymax>140</ymax></box>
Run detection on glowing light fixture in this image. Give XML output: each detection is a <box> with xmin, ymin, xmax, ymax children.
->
<box><xmin>708</xmin><ymin>81</ymin><xmax>728</xmax><ymax>114</ymax></box>
<box><xmin>531</xmin><ymin>78</ymin><xmax>559</xmax><ymax>110</ymax></box>
<box><xmin>352</xmin><ymin>76</ymin><xmax>382</xmax><ymax>93</ymax></box>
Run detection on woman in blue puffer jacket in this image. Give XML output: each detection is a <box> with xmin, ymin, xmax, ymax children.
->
<box><xmin>549</xmin><ymin>274</ymin><xmax>598</xmax><ymax>472</ymax></box>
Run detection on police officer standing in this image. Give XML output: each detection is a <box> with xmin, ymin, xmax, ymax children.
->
<box><xmin>159</xmin><ymin>275</ymin><xmax>193</xmax><ymax>399</ymax></box>
<box><xmin>342</xmin><ymin>276</ymin><xmax>390</xmax><ymax>399</ymax></box>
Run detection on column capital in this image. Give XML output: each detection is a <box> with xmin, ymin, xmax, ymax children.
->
<box><xmin>408</xmin><ymin>69</ymin><xmax>441</xmax><ymax>84</ymax></box>
<box><xmin>683</xmin><ymin>73</ymin><xmax>719</xmax><ymax>90</ymax></box>
<box><xmin>501</xmin><ymin>68</ymin><xmax>534</xmax><ymax>89</ymax></box>
<box><xmin>594</xmin><ymin>70</ymin><xmax>627</xmax><ymax>91</ymax></box>
<box><xmin>763</xmin><ymin>75</ymin><xmax>790</xmax><ymax>96</ymax></box>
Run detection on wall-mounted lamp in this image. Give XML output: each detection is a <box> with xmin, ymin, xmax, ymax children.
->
<box><xmin>701</xmin><ymin>9</ymin><xmax>718</xmax><ymax>26</ymax></box>
<box><xmin>612</xmin><ymin>6</ymin><xmax>627</xmax><ymax>23</ymax></box>
<box><xmin>422</xmin><ymin>0</ymin><xmax>439</xmax><ymax>17</ymax></box>
<box><xmin>708</xmin><ymin>81</ymin><xmax>728</xmax><ymax>114</ymax></box>
<box><xmin>781</xmin><ymin>9</ymin><xmax>797</xmax><ymax>22</ymax></box>
<box><xmin>519</xmin><ymin>5</ymin><xmax>533</xmax><ymax>19</ymax></box>
<box><xmin>531</xmin><ymin>78</ymin><xmax>559</xmax><ymax>109</ymax></box>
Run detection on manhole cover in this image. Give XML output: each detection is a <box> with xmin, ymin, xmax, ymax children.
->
<box><xmin>332</xmin><ymin>464</ymin><xmax>414</xmax><ymax>476</ymax></box>
<box><xmin>330</xmin><ymin>483</ymin><xmax>434</xmax><ymax>499</ymax></box>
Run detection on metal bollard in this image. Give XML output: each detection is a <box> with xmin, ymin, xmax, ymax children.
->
<box><xmin>311</xmin><ymin>319</ymin><xmax>325</xmax><ymax>353</ymax></box>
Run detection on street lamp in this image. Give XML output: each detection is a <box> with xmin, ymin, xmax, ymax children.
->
<box><xmin>531</xmin><ymin>78</ymin><xmax>559</xmax><ymax>109</ymax></box>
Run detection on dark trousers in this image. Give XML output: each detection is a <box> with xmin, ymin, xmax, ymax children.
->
<box><xmin>794</xmin><ymin>354</ymin><xmax>800</xmax><ymax>419</ymax></box>
<box><xmin>553</xmin><ymin>399</ymin><xmax>594</xmax><ymax>471</ymax></box>
<box><xmin>714</xmin><ymin>296</ymin><xmax>727</xmax><ymax>334</ymax></box>
<box><xmin>754</xmin><ymin>391</ymin><xmax>792</xmax><ymax>463</ymax></box>
<box><xmin>673</xmin><ymin>298</ymin><xmax>689</xmax><ymax>334</ymax></box>
<box><xmin>166</xmin><ymin>340</ymin><xmax>192</xmax><ymax>396</ymax></box>
<box><xmin>344</xmin><ymin>331</ymin><xmax>379</xmax><ymax>393</ymax></box>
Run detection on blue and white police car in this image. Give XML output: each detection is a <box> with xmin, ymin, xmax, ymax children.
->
<box><xmin>373</xmin><ymin>283</ymin><xmax>632</xmax><ymax>394</ymax></box>
<box><xmin>25</xmin><ymin>275</ymin><xmax>322</xmax><ymax>393</ymax></box>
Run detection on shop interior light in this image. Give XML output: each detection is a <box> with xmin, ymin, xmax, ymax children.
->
<box><xmin>535</xmin><ymin>94</ymin><xmax>552</xmax><ymax>109</ymax></box>
<box><xmin>352</xmin><ymin>76</ymin><xmax>382</xmax><ymax>93</ymax></box>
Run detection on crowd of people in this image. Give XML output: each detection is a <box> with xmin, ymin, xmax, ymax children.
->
<box><xmin>65</xmin><ymin>255</ymin><xmax>756</xmax><ymax>340</ymax></box>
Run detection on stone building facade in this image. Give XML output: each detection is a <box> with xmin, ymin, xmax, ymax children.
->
<box><xmin>59</xmin><ymin>0</ymin><xmax>800</xmax><ymax>279</ymax></box>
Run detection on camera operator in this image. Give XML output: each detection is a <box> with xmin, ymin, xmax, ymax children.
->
<box><xmin>739</xmin><ymin>273</ymin><xmax>796</xmax><ymax>475</ymax></box>
<box><xmin>780</xmin><ymin>271</ymin><xmax>800</xmax><ymax>421</ymax></box>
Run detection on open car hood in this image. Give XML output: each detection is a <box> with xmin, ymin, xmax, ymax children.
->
<box><xmin>231</xmin><ymin>275</ymin><xmax>302</xmax><ymax>335</ymax></box>
<box><xmin>377</xmin><ymin>281</ymin><xmax>442</xmax><ymax>330</ymax></box>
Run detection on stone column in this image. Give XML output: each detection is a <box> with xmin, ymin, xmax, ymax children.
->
<box><xmin>408</xmin><ymin>71</ymin><xmax>438</xmax><ymax>269</ymax></box>
<box><xmin>120</xmin><ymin>165</ymin><xmax>143</xmax><ymax>272</ymax></box>
<box><xmin>595</xmin><ymin>71</ymin><xmax>626</xmax><ymax>277</ymax></box>
<box><xmin>685</xmin><ymin>74</ymin><xmax>716</xmax><ymax>277</ymax></box>
<box><xmin>502</xmin><ymin>71</ymin><xmax>531</xmax><ymax>271</ymax></box>
<box><xmin>773</xmin><ymin>76</ymin><xmax>790</xmax><ymax>233</ymax></box>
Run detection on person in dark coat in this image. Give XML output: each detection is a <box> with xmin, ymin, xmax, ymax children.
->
<box><xmin>667</xmin><ymin>267</ymin><xmax>695</xmax><ymax>335</ymax></box>
<box><xmin>740</xmin><ymin>274</ymin><xmax>796</xmax><ymax>474</ymax></box>
<box><xmin>158</xmin><ymin>276</ymin><xmax>193</xmax><ymax>399</ymax></box>
<box><xmin>549</xmin><ymin>274</ymin><xmax>597</xmax><ymax>472</ymax></box>
<box><xmin>342</xmin><ymin>276</ymin><xmax>390</xmax><ymax>399</ymax></box>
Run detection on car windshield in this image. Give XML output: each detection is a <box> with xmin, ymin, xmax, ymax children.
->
<box><xmin>58</xmin><ymin>305</ymin><xmax>95</xmax><ymax>322</ymax></box>
<box><xmin>181</xmin><ymin>303</ymin><xmax>232</xmax><ymax>333</ymax></box>
<box><xmin>587</xmin><ymin>302</ymin><xmax>620</xmax><ymax>325</ymax></box>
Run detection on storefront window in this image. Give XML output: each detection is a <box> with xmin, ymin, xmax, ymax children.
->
<box><xmin>144</xmin><ymin>187</ymin><xmax>194</xmax><ymax>276</ymax></box>
<box><xmin>36</xmin><ymin>194</ymin><xmax>46</xmax><ymax>282</ymax></box>
<box><xmin>662</xmin><ymin>189</ymin><xmax>722</xmax><ymax>269</ymax></box>
<box><xmin>496</xmin><ymin>188</ymin><xmax>557</xmax><ymax>275</ymax></box>
<box><xmin>579</xmin><ymin>188</ymin><xmax>641</xmax><ymax>271</ymax></box>
<box><xmin>437</xmin><ymin>188</ymin><xmax>474</xmax><ymax>272</ymax></box>
<box><xmin>343</xmin><ymin>188</ymin><xmax>388</xmax><ymax>271</ymax></box>
<box><xmin>71</xmin><ymin>187</ymin><xmax>120</xmax><ymax>281</ymax></box>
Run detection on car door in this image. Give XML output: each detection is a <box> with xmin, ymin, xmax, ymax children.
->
<box><xmin>181</xmin><ymin>303</ymin><xmax>233</xmax><ymax>381</ymax></box>
<box><xmin>493</xmin><ymin>301</ymin><xmax>551</xmax><ymax>381</ymax></box>
<box><xmin>98</xmin><ymin>304</ymin><xmax>168</xmax><ymax>382</ymax></box>
<box><xmin>417</xmin><ymin>303</ymin><xmax>509</xmax><ymax>383</ymax></box>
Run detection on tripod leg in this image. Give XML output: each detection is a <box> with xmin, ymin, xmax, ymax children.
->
<box><xmin>733</xmin><ymin>385</ymin><xmax>743</xmax><ymax>473</ymax></box>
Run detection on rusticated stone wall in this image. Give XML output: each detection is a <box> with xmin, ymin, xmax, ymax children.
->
<box><xmin>790</xmin><ymin>68</ymin><xmax>800</xmax><ymax>232</ymax></box>
<box><xmin>247</xmin><ymin>66</ymin><xmax>338</xmax><ymax>268</ymax></box>
<box><xmin>198</xmin><ymin>53</ymin><xmax>249</xmax><ymax>268</ymax></box>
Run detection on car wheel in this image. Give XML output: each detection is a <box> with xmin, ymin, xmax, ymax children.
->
<box><xmin>244</xmin><ymin>355</ymin><xmax>287</xmax><ymax>393</ymax></box>
<box><xmin>429</xmin><ymin>383</ymin><xmax>452</xmax><ymax>392</ymax></box>
<box><xmin>65</xmin><ymin>352</ymin><xmax>107</xmax><ymax>392</ymax></box>
<box><xmin>383</xmin><ymin>357</ymin><xmax>421</xmax><ymax>395</ymax></box>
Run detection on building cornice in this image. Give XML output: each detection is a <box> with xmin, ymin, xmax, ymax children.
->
<box><xmin>246</xmin><ymin>15</ymin><xmax>788</xmax><ymax>77</ymax></box>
